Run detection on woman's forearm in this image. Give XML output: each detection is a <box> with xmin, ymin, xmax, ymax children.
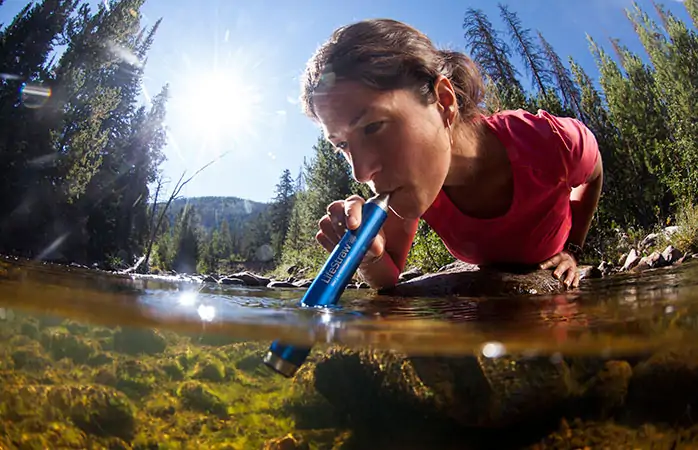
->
<box><xmin>568</xmin><ymin>160</ymin><xmax>604</xmax><ymax>249</ymax></box>
<box><xmin>357</xmin><ymin>251</ymin><xmax>401</xmax><ymax>290</ymax></box>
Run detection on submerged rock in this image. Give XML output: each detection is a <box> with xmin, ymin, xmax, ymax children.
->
<box><xmin>582</xmin><ymin>360</ymin><xmax>633</xmax><ymax>417</ymax></box>
<box><xmin>627</xmin><ymin>347</ymin><xmax>698</xmax><ymax>424</ymax></box>
<box><xmin>263</xmin><ymin>434</ymin><xmax>310</xmax><ymax>450</ymax></box>
<box><xmin>113</xmin><ymin>327</ymin><xmax>167</xmax><ymax>355</ymax></box>
<box><xmin>382</xmin><ymin>261</ymin><xmax>564</xmax><ymax>297</ymax></box>
<box><xmin>192</xmin><ymin>358</ymin><xmax>227</xmax><ymax>382</ymax></box>
<box><xmin>40</xmin><ymin>328</ymin><xmax>99</xmax><ymax>364</ymax></box>
<box><xmin>176</xmin><ymin>380</ymin><xmax>228</xmax><ymax>418</ymax></box>
<box><xmin>0</xmin><ymin>384</ymin><xmax>136</xmax><ymax>441</ymax></box>
<box><xmin>302</xmin><ymin>347</ymin><xmax>574</xmax><ymax>429</ymax></box>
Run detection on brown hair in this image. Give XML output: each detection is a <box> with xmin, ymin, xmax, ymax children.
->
<box><xmin>300</xmin><ymin>19</ymin><xmax>485</xmax><ymax>123</ymax></box>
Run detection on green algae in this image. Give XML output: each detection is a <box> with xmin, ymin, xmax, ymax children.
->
<box><xmin>0</xmin><ymin>314</ymin><xmax>326</xmax><ymax>449</ymax></box>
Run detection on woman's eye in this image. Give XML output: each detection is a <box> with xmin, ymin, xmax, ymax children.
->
<box><xmin>364</xmin><ymin>121</ymin><xmax>384</xmax><ymax>135</ymax></box>
<box><xmin>335</xmin><ymin>141</ymin><xmax>348</xmax><ymax>152</ymax></box>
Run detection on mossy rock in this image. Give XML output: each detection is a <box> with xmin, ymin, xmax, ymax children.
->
<box><xmin>113</xmin><ymin>327</ymin><xmax>167</xmax><ymax>355</ymax></box>
<box><xmin>188</xmin><ymin>332</ymin><xmax>245</xmax><ymax>347</ymax></box>
<box><xmin>11</xmin><ymin>347</ymin><xmax>51</xmax><ymax>372</ymax></box>
<box><xmin>62</xmin><ymin>319</ymin><xmax>90</xmax><ymax>335</ymax></box>
<box><xmin>1</xmin><ymin>384</ymin><xmax>136</xmax><ymax>442</ymax></box>
<box><xmin>235</xmin><ymin>352</ymin><xmax>273</xmax><ymax>377</ymax></box>
<box><xmin>40</xmin><ymin>328</ymin><xmax>99</xmax><ymax>364</ymax></box>
<box><xmin>263</xmin><ymin>433</ymin><xmax>310</xmax><ymax>450</ymax></box>
<box><xmin>19</xmin><ymin>320</ymin><xmax>40</xmax><ymax>340</ymax></box>
<box><xmin>159</xmin><ymin>359</ymin><xmax>185</xmax><ymax>380</ymax></box>
<box><xmin>87</xmin><ymin>352</ymin><xmax>114</xmax><ymax>367</ymax></box>
<box><xmin>37</xmin><ymin>314</ymin><xmax>64</xmax><ymax>329</ymax></box>
<box><xmin>94</xmin><ymin>367</ymin><xmax>118</xmax><ymax>386</ymax></box>
<box><xmin>47</xmin><ymin>385</ymin><xmax>136</xmax><ymax>441</ymax></box>
<box><xmin>145</xmin><ymin>394</ymin><xmax>177</xmax><ymax>419</ymax></box>
<box><xmin>534</xmin><ymin>418</ymin><xmax>693</xmax><ymax>449</ymax></box>
<box><xmin>176</xmin><ymin>380</ymin><xmax>228</xmax><ymax>418</ymax></box>
<box><xmin>114</xmin><ymin>360</ymin><xmax>160</xmax><ymax>398</ymax></box>
<box><xmin>192</xmin><ymin>358</ymin><xmax>226</xmax><ymax>382</ymax></box>
<box><xmin>10</xmin><ymin>334</ymin><xmax>36</xmax><ymax>347</ymax></box>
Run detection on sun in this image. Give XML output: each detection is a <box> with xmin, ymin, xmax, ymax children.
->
<box><xmin>170</xmin><ymin>68</ymin><xmax>263</xmax><ymax>153</ymax></box>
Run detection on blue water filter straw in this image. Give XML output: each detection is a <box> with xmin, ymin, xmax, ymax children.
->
<box><xmin>262</xmin><ymin>192</ymin><xmax>391</xmax><ymax>378</ymax></box>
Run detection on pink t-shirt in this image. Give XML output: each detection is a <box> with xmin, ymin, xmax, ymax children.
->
<box><xmin>421</xmin><ymin>109</ymin><xmax>600</xmax><ymax>266</ymax></box>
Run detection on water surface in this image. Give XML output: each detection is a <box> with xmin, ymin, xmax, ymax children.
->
<box><xmin>1</xmin><ymin>256</ymin><xmax>697</xmax><ymax>357</ymax></box>
<box><xmin>1</xmin><ymin>255</ymin><xmax>698</xmax><ymax>449</ymax></box>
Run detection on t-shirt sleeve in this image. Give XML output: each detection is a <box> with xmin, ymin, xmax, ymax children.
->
<box><xmin>540</xmin><ymin>111</ymin><xmax>600</xmax><ymax>189</ymax></box>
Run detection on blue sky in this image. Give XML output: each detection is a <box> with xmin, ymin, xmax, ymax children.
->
<box><xmin>0</xmin><ymin>0</ymin><xmax>693</xmax><ymax>203</ymax></box>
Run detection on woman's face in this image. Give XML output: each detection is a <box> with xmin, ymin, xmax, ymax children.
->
<box><xmin>313</xmin><ymin>79</ymin><xmax>453</xmax><ymax>220</ymax></box>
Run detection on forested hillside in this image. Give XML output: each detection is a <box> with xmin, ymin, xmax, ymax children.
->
<box><xmin>160</xmin><ymin>197</ymin><xmax>268</xmax><ymax>231</ymax></box>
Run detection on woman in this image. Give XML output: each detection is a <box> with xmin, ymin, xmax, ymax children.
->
<box><xmin>302</xmin><ymin>19</ymin><xmax>603</xmax><ymax>290</ymax></box>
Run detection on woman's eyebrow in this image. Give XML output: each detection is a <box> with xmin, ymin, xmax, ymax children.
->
<box><xmin>328</xmin><ymin>107</ymin><xmax>371</xmax><ymax>140</ymax></box>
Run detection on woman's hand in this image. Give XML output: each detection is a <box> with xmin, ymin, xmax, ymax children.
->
<box><xmin>539</xmin><ymin>250</ymin><xmax>579</xmax><ymax>288</ymax></box>
<box><xmin>316</xmin><ymin>194</ymin><xmax>386</xmax><ymax>264</ymax></box>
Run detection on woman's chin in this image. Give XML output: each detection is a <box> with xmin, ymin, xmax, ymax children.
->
<box><xmin>389</xmin><ymin>186</ymin><xmax>440</xmax><ymax>220</ymax></box>
<box><xmin>389</xmin><ymin>195</ymin><xmax>425</xmax><ymax>220</ymax></box>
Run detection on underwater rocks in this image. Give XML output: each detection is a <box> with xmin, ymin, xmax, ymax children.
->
<box><xmin>299</xmin><ymin>347</ymin><xmax>575</xmax><ymax>429</ymax></box>
<box><xmin>176</xmin><ymin>380</ymin><xmax>228</xmax><ymax>418</ymax></box>
<box><xmin>263</xmin><ymin>433</ymin><xmax>310</xmax><ymax>450</ymax></box>
<box><xmin>626</xmin><ymin>347</ymin><xmax>698</xmax><ymax>424</ymax></box>
<box><xmin>296</xmin><ymin>344</ymin><xmax>698</xmax><ymax>439</ymax></box>
<box><xmin>382</xmin><ymin>260</ymin><xmax>565</xmax><ymax>297</ymax></box>
<box><xmin>40</xmin><ymin>327</ymin><xmax>100</xmax><ymax>364</ymax></box>
<box><xmin>113</xmin><ymin>326</ymin><xmax>167</xmax><ymax>355</ymax></box>
<box><xmin>0</xmin><ymin>384</ymin><xmax>136</xmax><ymax>441</ymax></box>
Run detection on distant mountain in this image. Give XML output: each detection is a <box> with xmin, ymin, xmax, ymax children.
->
<box><xmin>159</xmin><ymin>196</ymin><xmax>270</xmax><ymax>232</ymax></box>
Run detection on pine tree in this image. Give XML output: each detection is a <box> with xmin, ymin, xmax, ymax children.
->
<box><xmin>589</xmin><ymin>36</ymin><xmax>672</xmax><ymax>226</ymax></box>
<box><xmin>279</xmin><ymin>136</ymin><xmax>366</xmax><ymax>271</ymax></box>
<box><xmin>172</xmin><ymin>204</ymin><xmax>200</xmax><ymax>274</ymax></box>
<box><xmin>49</xmin><ymin>0</ymin><xmax>147</xmax><ymax>203</ymax></box>
<box><xmin>684</xmin><ymin>0</ymin><xmax>698</xmax><ymax>28</ymax></box>
<box><xmin>627</xmin><ymin>3</ymin><xmax>698</xmax><ymax>206</ymax></box>
<box><xmin>269</xmin><ymin>169</ymin><xmax>296</xmax><ymax>257</ymax></box>
<box><xmin>538</xmin><ymin>31</ymin><xmax>583</xmax><ymax>119</ymax></box>
<box><xmin>0</xmin><ymin>0</ymin><xmax>79</xmax><ymax>254</ymax></box>
<box><xmin>463</xmin><ymin>7</ymin><xmax>527</xmax><ymax>111</ymax></box>
<box><xmin>498</xmin><ymin>4</ymin><xmax>552</xmax><ymax>98</ymax></box>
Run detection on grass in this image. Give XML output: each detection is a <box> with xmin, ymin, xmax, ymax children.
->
<box><xmin>669</xmin><ymin>202</ymin><xmax>698</xmax><ymax>254</ymax></box>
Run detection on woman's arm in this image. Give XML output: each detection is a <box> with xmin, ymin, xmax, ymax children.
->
<box><xmin>568</xmin><ymin>155</ymin><xmax>604</xmax><ymax>250</ymax></box>
<box><xmin>539</xmin><ymin>114</ymin><xmax>604</xmax><ymax>288</ymax></box>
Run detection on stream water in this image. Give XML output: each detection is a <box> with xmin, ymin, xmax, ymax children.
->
<box><xmin>1</xmin><ymin>255</ymin><xmax>698</xmax><ymax>449</ymax></box>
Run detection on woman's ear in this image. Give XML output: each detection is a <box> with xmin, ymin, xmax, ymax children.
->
<box><xmin>433</xmin><ymin>75</ymin><xmax>458</xmax><ymax>126</ymax></box>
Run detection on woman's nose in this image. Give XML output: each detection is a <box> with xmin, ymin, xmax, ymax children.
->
<box><xmin>351</xmin><ymin>148</ymin><xmax>381</xmax><ymax>183</ymax></box>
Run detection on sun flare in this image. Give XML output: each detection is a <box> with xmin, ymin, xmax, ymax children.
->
<box><xmin>172</xmin><ymin>68</ymin><xmax>263</xmax><ymax>150</ymax></box>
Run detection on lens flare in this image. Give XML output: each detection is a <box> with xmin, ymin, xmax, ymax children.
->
<box><xmin>20</xmin><ymin>83</ymin><xmax>51</xmax><ymax>109</ymax></box>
